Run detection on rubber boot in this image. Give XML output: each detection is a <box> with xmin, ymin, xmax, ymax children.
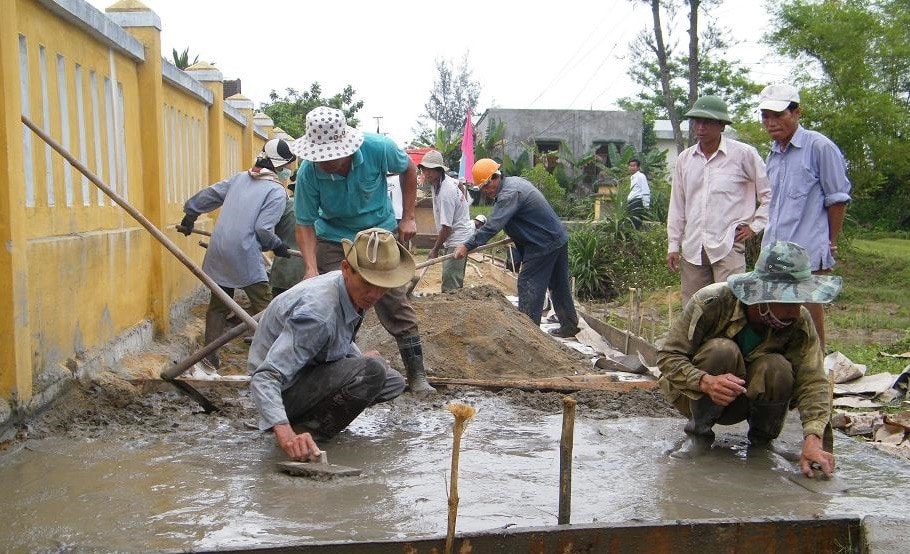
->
<box><xmin>747</xmin><ymin>400</ymin><xmax>789</xmax><ymax>449</ymax></box>
<box><xmin>395</xmin><ymin>334</ymin><xmax>436</xmax><ymax>397</ymax></box>
<box><xmin>670</xmin><ymin>396</ymin><xmax>724</xmax><ymax>459</ymax></box>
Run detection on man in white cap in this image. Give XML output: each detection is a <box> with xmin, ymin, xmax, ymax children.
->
<box><xmin>179</xmin><ymin>138</ymin><xmax>297</xmax><ymax>370</ymax></box>
<box><xmin>419</xmin><ymin>150</ymin><xmax>474</xmax><ymax>292</ymax></box>
<box><xmin>290</xmin><ymin>106</ymin><xmax>435</xmax><ymax>395</ymax></box>
<box><xmin>757</xmin><ymin>84</ymin><xmax>851</xmax><ymax>350</ymax></box>
<box><xmin>666</xmin><ymin>95</ymin><xmax>772</xmax><ymax>306</ymax></box>
<box><xmin>249</xmin><ymin>228</ymin><xmax>414</xmax><ymax>461</ymax></box>
<box><xmin>657</xmin><ymin>241</ymin><xmax>840</xmax><ymax>478</ymax></box>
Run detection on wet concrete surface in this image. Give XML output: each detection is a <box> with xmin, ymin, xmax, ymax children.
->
<box><xmin>1</xmin><ymin>389</ymin><xmax>909</xmax><ymax>551</ymax></box>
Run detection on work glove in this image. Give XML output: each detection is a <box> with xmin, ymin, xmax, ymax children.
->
<box><xmin>273</xmin><ymin>242</ymin><xmax>291</xmax><ymax>258</ymax></box>
<box><xmin>178</xmin><ymin>214</ymin><xmax>197</xmax><ymax>236</ymax></box>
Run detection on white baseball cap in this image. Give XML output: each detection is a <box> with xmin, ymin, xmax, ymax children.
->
<box><xmin>758</xmin><ymin>84</ymin><xmax>801</xmax><ymax>112</ymax></box>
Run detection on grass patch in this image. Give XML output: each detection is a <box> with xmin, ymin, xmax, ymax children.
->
<box><xmin>596</xmin><ymin>234</ymin><xmax>910</xmax><ymax>376</ymax></box>
<box><xmin>826</xmin><ymin>236</ymin><xmax>910</xmax><ymax>374</ymax></box>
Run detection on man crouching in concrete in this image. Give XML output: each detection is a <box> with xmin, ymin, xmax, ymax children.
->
<box><xmin>248</xmin><ymin>228</ymin><xmax>414</xmax><ymax>461</ymax></box>
<box><xmin>656</xmin><ymin>241</ymin><xmax>841</xmax><ymax>478</ymax></box>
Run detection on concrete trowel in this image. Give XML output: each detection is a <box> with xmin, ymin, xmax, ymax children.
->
<box><xmin>276</xmin><ymin>450</ymin><xmax>362</xmax><ymax>480</ymax></box>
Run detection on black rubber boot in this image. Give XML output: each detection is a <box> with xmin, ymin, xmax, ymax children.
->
<box><xmin>395</xmin><ymin>334</ymin><xmax>436</xmax><ymax>397</ymax></box>
<box><xmin>670</xmin><ymin>396</ymin><xmax>724</xmax><ymax>459</ymax></box>
<box><xmin>747</xmin><ymin>400</ymin><xmax>789</xmax><ymax>448</ymax></box>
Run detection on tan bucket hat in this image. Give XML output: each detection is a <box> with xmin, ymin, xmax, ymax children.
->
<box><xmin>341</xmin><ymin>228</ymin><xmax>415</xmax><ymax>289</ymax></box>
<box><xmin>418</xmin><ymin>150</ymin><xmax>448</xmax><ymax>171</ymax></box>
<box><xmin>290</xmin><ymin>106</ymin><xmax>364</xmax><ymax>162</ymax></box>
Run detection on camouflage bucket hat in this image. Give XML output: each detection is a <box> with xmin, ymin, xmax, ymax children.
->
<box><xmin>727</xmin><ymin>241</ymin><xmax>842</xmax><ymax>305</ymax></box>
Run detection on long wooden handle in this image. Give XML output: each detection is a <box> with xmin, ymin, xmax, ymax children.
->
<box><xmin>415</xmin><ymin>237</ymin><xmax>514</xmax><ymax>270</ymax></box>
<box><xmin>21</xmin><ymin>114</ymin><xmax>257</xmax><ymax>329</ymax></box>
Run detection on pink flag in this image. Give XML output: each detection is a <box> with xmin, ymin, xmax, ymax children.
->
<box><xmin>458</xmin><ymin>109</ymin><xmax>475</xmax><ymax>183</ymax></box>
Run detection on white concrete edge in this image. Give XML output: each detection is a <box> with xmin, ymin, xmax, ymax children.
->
<box><xmin>225</xmin><ymin>97</ymin><xmax>255</xmax><ymax>111</ymax></box>
<box><xmin>104</xmin><ymin>8</ymin><xmax>161</xmax><ymax>30</ymax></box>
<box><xmin>253</xmin><ymin>114</ymin><xmax>275</xmax><ymax>127</ymax></box>
<box><xmin>223</xmin><ymin>103</ymin><xmax>246</xmax><ymax>126</ymax></box>
<box><xmin>254</xmin><ymin>126</ymin><xmax>268</xmax><ymax>139</ymax></box>
<box><xmin>162</xmin><ymin>60</ymin><xmax>213</xmax><ymax>105</ymax></box>
<box><xmin>36</xmin><ymin>0</ymin><xmax>145</xmax><ymax>62</ymax></box>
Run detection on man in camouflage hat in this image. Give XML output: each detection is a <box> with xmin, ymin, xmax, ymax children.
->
<box><xmin>656</xmin><ymin>241</ymin><xmax>841</xmax><ymax>478</ymax></box>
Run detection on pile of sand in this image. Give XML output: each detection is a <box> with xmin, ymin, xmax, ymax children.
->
<box><xmin>358</xmin><ymin>285</ymin><xmax>593</xmax><ymax>380</ymax></box>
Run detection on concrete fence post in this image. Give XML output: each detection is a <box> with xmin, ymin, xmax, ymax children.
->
<box><xmin>0</xmin><ymin>0</ymin><xmax>33</xmax><ymax>403</ymax></box>
<box><xmin>186</xmin><ymin>62</ymin><xmax>224</xmax><ymax>184</ymax></box>
<box><xmin>106</xmin><ymin>2</ymin><xmax>172</xmax><ymax>333</ymax></box>
<box><xmin>226</xmin><ymin>94</ymin><xmax>255</xmax><ymax>169</ymax></box>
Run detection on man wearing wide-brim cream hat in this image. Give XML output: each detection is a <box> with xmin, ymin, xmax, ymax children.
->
<box><xmin>248</xmin><ymin>228</ymin><xmax>415</xmax><ymax>462</ymax></box>
<box><xmin>657</xmin><ymin>241</ymin><xmax>841</xmax><ymax>478</ymax></box>
<box><xmin>289</xmin><ymin>106</ymin><xmax>436</xmax><ymax>396</ymax></box>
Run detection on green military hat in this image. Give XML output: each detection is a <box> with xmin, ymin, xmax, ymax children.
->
<box><xmin>727</xmin><ymin>241</ymin><xmax>842</xmax><ymax>305</ymax></box>
<box><xmin>684</xmin><ymin>95</ymin><xmax>733</xmax><ymax>124</ymax></box>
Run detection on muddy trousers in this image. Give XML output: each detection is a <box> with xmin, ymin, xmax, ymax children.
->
<box><xmin>282</xmin><ymin>357</ymin><xmax>406</xmax><ymax>439</ymax></box>
<box><xmin>672</xmin><ymin>338</ymin><xmax>793</xmax><ymax>444</ymax></box>
<box><xmin>315</xmin><ymin>239</ymin><xmax>434</xmax><ymax>393</ymax></box>
<box><xmin>204</xmin><ymin>282</ymin><xmax>272</xmax><ymax>365</ymax></box>
<box><xmin>440</xmin><ymin>247</ymin><xmax>467</xmax><ymax>292</ymax></box>
<box><xmin>517</xmin><ymin>243</ymin><xmax>579</xmax><ymax>334</ymax></box>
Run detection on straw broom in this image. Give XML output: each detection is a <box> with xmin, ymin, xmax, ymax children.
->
<box><xmin>445</xmin><ymin>402</ymin><xmax>476</xmax><ymax>554</ymax></box>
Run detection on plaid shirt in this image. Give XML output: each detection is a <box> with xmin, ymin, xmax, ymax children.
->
<box><xmin>656</xmin><ymin>283</ymin><xmax>830</xmax><ymax>438</ymax></box>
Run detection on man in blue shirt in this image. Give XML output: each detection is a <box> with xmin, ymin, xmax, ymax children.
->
<box><xmin>454</xmin><ymin>158</ymin><xmax>580</xmax><ymax>338</ymax></box>
<box><xmin>249</xmin><ymin>228</ymin><xmax>413</xmax><ymax>461</ymax></box>
<box><xmin>291</xmin><ymin>107</ymin><xmax>435</xmax><ymax>395</ymax></box>
<box><xmin>758</xmin><ymin>84</ymin><xmax>851</xmax><ymax>350</ymax></box>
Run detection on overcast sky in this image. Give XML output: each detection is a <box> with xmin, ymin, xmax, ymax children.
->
<box><xmin>87</xmin><ymin>0</ymin><xmax>793</xmax><ymax>145</ymax></box>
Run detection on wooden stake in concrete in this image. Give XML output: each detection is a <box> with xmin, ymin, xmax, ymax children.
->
<box><xmin>625</xmin><ymin>288</ymin><xmax>636</xmax><ymax>354</ymax></box>
<box><xmin>559</xmin><ymin>396</ymin><xmax>576</xmax><ymax>525</ymax></box>
<box><xmin>445</xmin><ymin>402</ymin><xmax>476</xmax><ymax>554</ymax></box>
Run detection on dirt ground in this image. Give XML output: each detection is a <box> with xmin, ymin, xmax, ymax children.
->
<box><xmin>2</xmin><ymin>260</ymin><xmax>677</xmax><ymax>448</ymax></box>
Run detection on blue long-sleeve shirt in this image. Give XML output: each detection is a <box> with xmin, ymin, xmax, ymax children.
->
<box><xmin>247</xmin><ymin>271</ymin><xmax>363</xmax><ymax>430</ymax></box>
<box><xmin>761</xmin><ymin>126</ymin><xmax>851</xmax><ymax>270</ymax></box>
<box><xmin>462</xmin><ymin>176</ymin><xmax>568</xmax><ymax>259</ymax></box>
<box><xmin>183</xmin><ymin>170</ymin><xmax>286</xmax><ymax>288</ymax></box>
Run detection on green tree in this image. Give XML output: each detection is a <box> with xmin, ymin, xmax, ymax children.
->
<box><xmin>259</xmin><ymin>83</ymin><xmax>364</xmax><ymax>139</ymax></box>
<box><xmin>765</xmin><ymin>0</ymin><xmax>910</xmax><ymax>229</ymax></box>
<box><xmin>621</xmin><ymin>1</ymin><xmax>760</xmax><ymax>148</ymax></box>
<box><xmin>415</xmin><ymin>52</ymin><xmax>481</xmax><ymax>144</ymax></box>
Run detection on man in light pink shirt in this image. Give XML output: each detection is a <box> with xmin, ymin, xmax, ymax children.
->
<box><xmin>666</xmin><ymin>95</ymin><xmax>772</xmax><ymax>305</ymax></box>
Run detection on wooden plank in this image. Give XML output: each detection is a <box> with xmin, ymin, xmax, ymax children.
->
<box><xmin>428</xmin><ymin>376</ymin><xmax>656</xmax><ymax>393</ymax></box>
<box><xmin>209</xmin><ymin>516</ymin><xmax>864</xmax><ymax>553</ymax></box>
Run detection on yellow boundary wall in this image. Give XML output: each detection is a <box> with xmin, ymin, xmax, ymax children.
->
<box><xmin>0</xmin><ymin>0</ymin><xmax>278</xmax><ymax>412</ymax></box>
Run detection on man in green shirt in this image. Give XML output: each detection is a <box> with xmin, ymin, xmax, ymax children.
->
<box><xmin>657</xmin><ymin>241</ymin><xmax>842</xmax><ymax>478</ymax></box>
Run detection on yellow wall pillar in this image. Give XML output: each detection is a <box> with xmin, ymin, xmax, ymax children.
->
<box><xmin>254</xmin><ymin>112</ymin><xmax>274</xmax><ymax>142</ymax></box>
<box><xmin>0</xmin><ymin>0</ymin><xmax>33</xmax><ymax>403</ymax></box>
<box><xmin>106</xmin><ymin>1</ymin><xmax>171</xmax><ymax>334</ymax></box>
<box><xmin>227</xmin><ymin>94</ymin><xmax>255</xmax><ymax>169</ymax></box>
<box><xmin>187</xmin><ymin>62</ymin><xmax>224</xmax><ymax>184</ymax></box>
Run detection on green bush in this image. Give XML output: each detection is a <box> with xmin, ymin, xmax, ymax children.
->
<box><xmin>568</xmin><ymin>221</ymin><xmax>675</xmax><ymax>300</ymax></box>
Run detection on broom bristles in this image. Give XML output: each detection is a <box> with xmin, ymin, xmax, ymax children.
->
<box><xmin>447</xmin><ymin>402</ymin><xmax>476</xmax><ymax>422</ymax></box>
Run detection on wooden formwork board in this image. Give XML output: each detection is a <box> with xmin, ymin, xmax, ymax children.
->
<box><xmin>207</xmin><ymin>516</ymin><xmax>865</xmax><ymax>553</ymax></box>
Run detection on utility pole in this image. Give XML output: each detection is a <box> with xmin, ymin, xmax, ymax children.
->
<box><xmin>373</xmin><ymin>116</ymin><xmax>383</xmax><ymax>135</ymax></box>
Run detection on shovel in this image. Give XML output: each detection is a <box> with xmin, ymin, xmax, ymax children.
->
<box><xmin>404</xmin><ymin>237</ymin><xmax>515</xmax><ymax>297</ymax></box>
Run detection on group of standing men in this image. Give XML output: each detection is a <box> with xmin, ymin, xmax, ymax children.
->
<box><xmin>656</xmin><ymin>84</ymin><xmax>851</xmax><ymax>477</ymax></box>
